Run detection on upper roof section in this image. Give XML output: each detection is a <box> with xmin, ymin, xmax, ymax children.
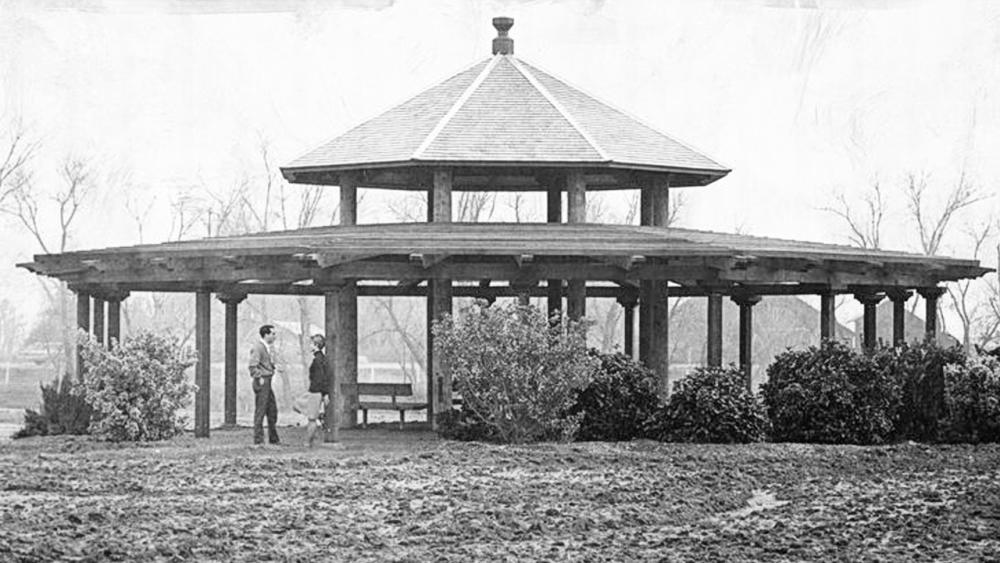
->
<box><xmin>281</xmin><ymin>18</ymin><xmax>730</xmax><ymax>191</ymax></box>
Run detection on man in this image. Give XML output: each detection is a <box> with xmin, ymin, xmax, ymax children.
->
<box><xmin>249</xmin><ymin>324</ymin><xmax>280</xmax><ymax>445</ymax></box>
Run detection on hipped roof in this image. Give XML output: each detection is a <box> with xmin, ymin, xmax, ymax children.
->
<box><xmin>281</xmin><ymin>55</ymin><xmax>729</xmax><ymax>186</ymax></box>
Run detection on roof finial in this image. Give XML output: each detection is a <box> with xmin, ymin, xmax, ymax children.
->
<box><xmin>492</xmin><ymin>17</ymin><xmax>514</xmax><ymax>55</ymax></box>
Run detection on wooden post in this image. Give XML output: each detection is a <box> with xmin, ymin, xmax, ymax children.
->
<box><xmin>217</xmin><ymin>292</ymin><xmax>246</xmax><ymax>428</ymax></box>
<box><xmin>546</xmin><ymin>185</ymin><xmax>562</xmax><ymax>318</ymax></box>
<box><xmin>75</xmin><ymin>290</ymin><xmax>90</xmax><ymax>381</ymax></box>
<box><xmin>92</xmin><ymin>296</ymin><xmax>106</xmax><ymax>346</ymax></box>
<box><xmin>648</xmin><ymin>282</ymin><xmax>671</xmax><ymax>394</ymax></box>
<box><xmin>887</xmin><ymin>289</ymin><xmax>912</xmax><ymax>345</ymax></box>
<box><xmin>732</xmin><ymin>294</ymin><xmax>761</xmax><ymax>392</ymax></box>
<box><xmin>339</xmin><ymin>282</ymin><xmax>359</xmax><ymax>428</ymax></box>
<box><xmin>106</xmin><ymin>293</ymin><xmax>126</xmax><ymax>348</ymax></box>
<box><xmin>194</xmin><ymin>289</ymin><xmax>211</xmax><ymax>438</ymax></box>
<box><xmin>854</xmin><ymin>292</ymin><xmax>884</xmax><ymax>351</ymax></box>
<box><xmin>617</xmin><ymin>292</ymin><xmax>639</xmax><ymax>360</ymax></box>
<box><xmin>339</xmin><ymin>172</ymin><xmax>358</xmax><ymax>226</ymax></box>
<box><xmin>706</xmin><ymin>292</ymin><xmax>723</xmax><ymax>367</ymax></box>
<box><xmin>819</xmin><ymin>290</ymin><xmax>837</xmax><ymax>341</ymax></box>
<box><xmin>918</xmin><ymin>287</ymin><xmax>945</xmax><ymax>342</ymax></box>
<box><xmin>323</xmin><ymin>288</ymin><xmax>341</xmax><ymax>443</ymax></box>
<box><xmin>566</xmin><ymin>170</ymin><xmax>586</xmax><ymax>321</ymax></box>
<box><xmin>426</xmin><ymin>168</ymin><xmax>453</xmax><ymax>427</ymax></box>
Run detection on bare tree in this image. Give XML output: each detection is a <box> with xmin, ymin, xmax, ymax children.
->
<box><xmin>904</xmin><ymin>170</ymin><xmax>987</xmax><ymax>257</ymax></box>
<box><xmin>0</xmin><ymin>118</ymin><xmax>38</xmax><ymax>207</ymax></box>
<box><xmin>946</xmin><ymin>222</ymin><xmax>994</xmax><ymax>351</ymax></box>
<box><xmin>822</xmin><ymin>181</ymin><xmax>886</xmax><ymax>249</ymax></box>
<box><xmin>1</xmin><ymin>156</ymin><xmax>96</xmax><ymax>375</ymax></box>
<box><xmin>0</xmin><ymin>298</ymin><xmax>24</xmax><ymax>385</ymax></box>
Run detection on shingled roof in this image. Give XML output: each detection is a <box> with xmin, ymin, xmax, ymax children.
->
<box><xmin>281</xmin><ymin>19</ymin><xmax>729</xmax><ymax>188</ymax></box>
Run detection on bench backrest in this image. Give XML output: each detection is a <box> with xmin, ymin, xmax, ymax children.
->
<box><xmin>341</xmin><ymin>382</ymin><xmax>413</xmax><ymax>397</ymax></box>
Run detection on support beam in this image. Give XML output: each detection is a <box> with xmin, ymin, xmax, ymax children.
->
<box><xmin>339</xmin><ymin>172</ymin><xmax>358</xmax><ymax>226</ymax></box>
<box><xmin>92</xmin><ymin>297</ymin><xmax>106</xmax><ymax>346</ymax></box>
<box><xmin>194</xmin><ymin>289</ymin><xmax>211</xmax><ymax>438</ymax></box>
<box><xmin>323</xmin><ymin>289</ymin><xmax>341</xmax><ymax>443</ymax></box>
<box><xmin>887</xmin><ymin>288</ymin><xmax>912</xmax><ymax>345</ymax></box>
<box><xmin>855</xmin><ymin>292</ymin><xmax>885</xmax><ymax>351</ymax></box>
<box><xmin>217</xmin><ymin>292</ymin><xmax>246</xmax><ymax>428</ymax></box>
<box><xmin>106</xmin><ymin>293</ymin><xmax>127</xmax><ymax>348</ymax></box>
<box><xmin>616</xmin><ymin>292</ymin><xmax>639</xmax><ymax>360</ymax></box>
<box><xmin>339</xmin><ymin>282</ymin><xmax>359</xmax><ymax>428</ymax></box>
<box><xmin>732</xmin><ymin>294</ymin><xmax>762</xmax><ymax>392</ymax></box>
<box><xmin>651</xmin><ymin>175</ymin><xmax>671</xmax><ymax>227</ymax></box>
<box><xmin>819</xmin><ymin>291</ymin><xmax>837</xmax><ymax>341</ymax></box>
<box><xmin>428</xmin><ymin>278</ymin><xmax>452</xmax><ymax>426</ymax></box>
<box><xmin>917</xmin><ymin>286</ymin><xmax>945</xmax><ymax>343</ymax></box>
<box><xmin>427</xmin><ymin>168</ymin><xmax>453</xmax><ymax>427</ymax></box>
<box><xmin>75</xmin><ymin>290</ymin><xmax>90</xmax><ymax>381</ymax></box>
<box><xmin>546</xmin><ymin>184</ymin><xmax>562</xmax><ymax>318</ymax></box>
<box><xmin>566</xmin><ymin>170</ymin><xmax>586</xmax><ymax>321</ymax></box>
<box><xmin>706</xmin><ymin>292</ymin><xmax>724</xmax><ymax>367</ymax></box>
<box><xmin>648</xmin><ymin>282</ymin><xmax>671</xmax><ymax>394</ymax></box>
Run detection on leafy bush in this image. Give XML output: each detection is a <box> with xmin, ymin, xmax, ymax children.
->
<box><xmin>435</xmin><ymin>404</ymin><xmax>497</xmax><ymax>442</ymax></box>
<box><xmin>13</xmin><ymin>375</ymin><xmax>92</xmax><ymax>439</ymax></box>
<box><xmin>940</xmin><ymin>356</ymin><xmax>1000</xmax><ymax>443</ymax></box>
<box><xmin>651</xmin><ymin>365</ymin><xmax>769</xmax><ymax>443</ymax></box>
<box><xmin>432</xmin><ymin>302</ymin><xmax>599</xmax><ymax>444</ymax></box>
<box><xmin>569</xmin><ymin>352</ymin><xmax>662</xmax><ymax>441</ymax></box>
<box><xmin>762</xmin><ymin>340</ymin><xmax>899</xmax><ymax>445</ymax></box>
<box><xmin>79</xmin><ymin>331</ymin><xmax>197</xmax><ymax>442</ymax></box>
<box><xmin>873</xmin><ymin>341</ymin><xmax>967</xmax><ymax>442</ymax></box>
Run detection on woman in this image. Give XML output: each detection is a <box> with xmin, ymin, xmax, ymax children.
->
<box><xmin>302</xmin><ymin>334</ymin><xmax>330</xmax><ymax>448</ymax></box>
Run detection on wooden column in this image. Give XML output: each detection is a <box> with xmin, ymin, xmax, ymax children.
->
<box><xmin>638</xmin><ymin>187</ymin><xmax>654</xmax><ymax>364</ymax></box>
<box><xmin>732</xmin><ymin>294</ymin><xmax>761</xmax><ymax>392</ymax></box>
<box><xmin>855</xmin><ymin>292</ymin><xmax>884</xmax><ymax>351</ymax></box>
<box><xmin>323</xmin><ymin>288</ymin><xmax>341</xmax><ymax>443</ymax></box>
<box><xmin>566</xmin><ymin>170</ymin><xmax>586</xmax><ymax>321</ymax></box>
<box><xmin>546</xmin><ymin>185</ymin><xmax>562</xmax><ymax>318</ymax></box>
<box><xmin>648</xmin><ymin>282</ymin><xmax>671</xmax><ymax>394</ymax></box>
<box><xmin>92</xmin><ymin>296</ymin><xmax>106</xmax><ymax>346</ymax></box>
<box><xmin>427</xmin><ymin>168</ymin><xmax>453</xmax><ymax>426</ymax></box>
<box><xmin>75</xmin><ymin>290</ymin><xmax>90</xmax><ymax>381</ymax></box>
<box><xmin>819</xmin><ymin>290</ymin><xmax>837</xmax><ymax>341</ymax></box>
<box><xmin>706</xmin><ymin>292</ymin><xmax>724</xmax><ymax>367</ymax></box>
<box><xmin>106</xmin><ymin>293</ymin><xmax>127</xmax><ymax>348</ymax></box>
<box><xmin>217</xmin><ymin>292</ymin><xmax>246</xmax><ymax>428</ymax></box>
<box><xmin>918</xmin><ymin>287</ymin><xmax>945</xmax><ymax>342</ymax></box>
<box><xmin>887</xmin><ymin>289</ymin><xmax>912</xmax><ymax>345</ymax></box>
<box><xmin>617</xmin><ymin>292</ymin><xmax>639</xmax><ymax>360</ymax></box>
<box><xmin>339</xmin><ymin>172</ymin><xmax>358</xmax><ymax>226</ymax></box>
<box><xmin>194</xmin><ymin>289</ymin><xmax>211</xmax><ymax>438</ymax></box>
<box><xmin>339</xmin><ymin>282</ymin><xmax>359</xmax><ymax>428</ymax></box>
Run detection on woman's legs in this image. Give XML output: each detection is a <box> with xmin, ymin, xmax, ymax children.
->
<box><xmin>304</xmin><ymin>419</ymin><xmax>319</xmax><ymax>447</ymax></box>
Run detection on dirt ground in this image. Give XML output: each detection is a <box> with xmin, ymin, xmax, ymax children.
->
<box><xmin>1</xmin><ymin>425</ymin><xmax>998</xmax><ymax>562</ymax></box>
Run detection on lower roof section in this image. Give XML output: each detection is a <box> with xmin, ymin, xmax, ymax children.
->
<box><xmin>19</xmin><ymin>223</ymin><xmax>990</xmax><ymax>295</ymax></box>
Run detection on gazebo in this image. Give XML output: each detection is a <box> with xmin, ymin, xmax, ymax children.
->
<box><xmin>19</xmin><ymin>18</ymin><xmax>990</xmax><ymax>439</ymax></box>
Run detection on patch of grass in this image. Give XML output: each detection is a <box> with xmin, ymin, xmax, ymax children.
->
<box><xmin>0</xmin><ymin>429</ymin><xmax>998</xmax><ymax>561</ymax></box>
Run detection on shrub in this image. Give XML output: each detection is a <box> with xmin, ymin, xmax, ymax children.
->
<box><xmin>873</xmin><ymin>341</ymin><xmax>967</xmax><ymax>442</ymax></box>
<box><xmin>940</xmin><ymin>356</ymin><xmax>1000</xmax><ymax>443</ymax></box>
<box><xmin>13</xmin><ymin>375</ymin><xmax>92</xmax><ymax>439</ymax></box>
<box><xmin>79</xmin><ymin>331</ymin><xmax>197</xmax><ymax>442</ymax></box>
<box><xmin>569</xmin><ymin>352</ymin><xmax>662</xmax><ymax>441</ymax></box>
<box><xmin>652</xmin><ymin>365</ymin><xmax>769</xmax><ymax>443</ymax></box>
<box><xmin>762</xmin><ymin>340</ymin><xmax>899</xmax><ymax>444</ymax></box>
<box><xmin>435</xmin><ymin>404</ymin><xmax>497</xmax><ymax>442</ymax></box>
<box><xmin>432</xmin><ymin>302</ymin><xmax>599</xmax><ymax>444</ymax></box>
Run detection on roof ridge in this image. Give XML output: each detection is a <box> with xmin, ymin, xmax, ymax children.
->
<box><xmin>517</xmin><ymin>59</ymin><xmax>731</xmax><ymax>172</ymax></box>
<box><xmin>412</xmin><ymin>55</ymin><xmax>503</xmax><ymax>160</ymax></box>
<box><xmin>508</xmin><ymin>56</ymin><xmax>610</xmax><ymax>162</ymax></box>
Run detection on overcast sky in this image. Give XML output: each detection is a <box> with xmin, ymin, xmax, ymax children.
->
<box><xmin>1</xmin><ymin>0</ymin><xmax>998</xmax><ymax>318</ymax></box>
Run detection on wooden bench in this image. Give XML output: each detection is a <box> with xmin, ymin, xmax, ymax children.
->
<box><xmin>342</xmin><ymin>382</ymin><xmax>427</xmax><ymax>429</ymax></box>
